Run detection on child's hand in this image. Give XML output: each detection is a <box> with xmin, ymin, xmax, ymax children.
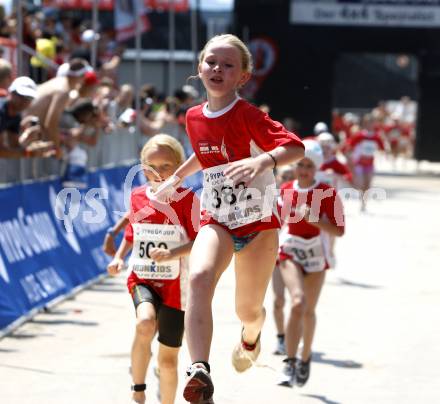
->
<box><xmin>224</xmin><ymin>157</ymin><xmax>264</xmax><ymax>185</ymax></box>
<box><xmin>149</xmin><ymin>175</ymin><xmax>182</xmax><ymax>202</ymax></box>
<box><xmin>107</xmin><ymin>257</ymin><xmax>124</xmax><ymax>276</ymax></box>
<box><xmin>224</xmin><ymin>152</ymin><xmax>276</xmax><ymax>185</ymax></box>
<box><xmin>149</xmin><ymin>247</ymin><xmax>172</xmax><ymax>262</ymax></box>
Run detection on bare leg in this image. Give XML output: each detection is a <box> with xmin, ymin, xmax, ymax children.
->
<box><xmin>157</xmin><ymin>343</ymin><xmax>179</xmax><ymax>404</ymax></box>
<box><xmin>279</xmin><ymin>260</ymin><xmax>305</xmax><ymax>359</ymax></box>
<box><xmin>234</xmin><ymin>229</ymin><xmax>278</xmax><ymax>344</ymax></box>
<box><xmin>131</xmin><ymin>302</ymin><xmax>157</xmax><ymax>404</ymax></box>
<box><xmin>185</xmin><ymin>225</ymin><xmax>234</xmax><ymax>363</ymax></box>
<box><xmin>272</xmin><ymin>264</ymin><xmax>286</xmax><ymax>336</ymax></box>
<box><xmin>301</xmin><ymin>271</ymin><xmax>326</xmax><ymax>361</ymax></box>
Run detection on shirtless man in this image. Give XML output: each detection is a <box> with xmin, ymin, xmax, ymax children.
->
<box><xmin>25</xmin><ymin>58</ymin><xmax>89</xmax><ymax>156</ymax></box>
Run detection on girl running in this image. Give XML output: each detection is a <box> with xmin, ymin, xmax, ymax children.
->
<box><xmin>347</xmin><ymin>114</ymin><xmax>385</xmax><ymax>212</ymax></box>
<box><xmin>277</xmin><ymin>139</ymin><xmax>345</xmax><ymax>388</ymax></box>
<box><xmin>152</xmin><ymin>34</ymin><xmax>304</xmax><ymax>403</ymax></box>
<box><xmin>107</xmin><ymin>134</ymin><xmax>199</xmax><ymax>404</ymax></box>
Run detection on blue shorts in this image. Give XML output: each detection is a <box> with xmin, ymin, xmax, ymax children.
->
<box><xmin>232</xmin><ymin>232</ymin><xmax>258</xmax><ymax>252</ymax></box>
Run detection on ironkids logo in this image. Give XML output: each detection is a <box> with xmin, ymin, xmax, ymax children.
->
<box><xmin>198</xmin><ymin>141</ymin><xmax>221</xmax><ymax>155</ymax></box>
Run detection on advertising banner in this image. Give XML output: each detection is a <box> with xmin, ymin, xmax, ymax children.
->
<box><xmin>290</xmin><ymin>0</ymin><xmax>440</xmax><ymax>28</ymax></box>
<box><xmin>0</xmin><ymin>165</ymin><xmax>144</xmax><ymax>337</ymax></box>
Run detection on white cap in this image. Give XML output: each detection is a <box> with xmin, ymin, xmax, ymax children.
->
<box><xmin>317</xmin><ymin>132</ymin><xmax>336</xmax><ymax>144</ymax></box>
<box><xmin>8</xmin><ymin>76</ymin><xmax>37</xmax><ymax>98</ymax></box>
<box><xmin>314</xmin><ymin>122</ymin><xmax>328</xmax><ymax>136</ymax></box>
<box><xmin>56</xmin><ymin>62</ymin><xmax>70</xmax><ymax>77</ymax></box>
<box><xmin>303</xmin><ymin>139</ymin><xmax>324</xmax><ymax>168</ymax></box>
<box><xmin>81</xmin><ymin>29</ymin><xmax>100</xmax><ymax>43</ymax></box>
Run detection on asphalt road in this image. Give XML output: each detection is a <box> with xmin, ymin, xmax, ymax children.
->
<box><xmin>1</xmin><ymin>168</ymin><xmax>439</xmax><ymax>404</ymax></box>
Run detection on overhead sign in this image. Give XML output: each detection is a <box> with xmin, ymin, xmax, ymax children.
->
<box><xmin>290</xmin><ymin>0</ymin><xmax>440</xmax><ymax>28</ymax></box>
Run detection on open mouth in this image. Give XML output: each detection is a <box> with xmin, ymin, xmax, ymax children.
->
<box><xmin>210</xmin><ymin>77</ymin><xmax>223</xmax><ymax>84</ymax></box>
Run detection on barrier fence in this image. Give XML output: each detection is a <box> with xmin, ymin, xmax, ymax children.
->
<box><xmin>0</xmin><ymin>164</ymin><xmax>145</xmax><ymax>337</ymax></box>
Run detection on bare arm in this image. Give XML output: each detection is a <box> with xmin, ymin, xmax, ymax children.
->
<box><xmin>107</xmin><ymin>237</ymin><xmax>133</xmax><ymax>276</ymax></box>
<box><xmin>174</xmin><ymin>153</ymin><xmax>202</xmax><ymax>179</ymax></box>
<box><xmin>225</xmin><ymin>144</ymin><xmax>305</xmax><ymax>184</ymax></box>
<box><xmin>102</xmin><ymin>213</ymin><xmax>130</xmax><ymax>257</ymax></box>
<box><xmin>150</xmin><ymin>240</ymin><xmax>195</xmax><ymax>263</ymax></box>
<box><xmin>44</xmin><ymin>93</ymin><xmax>68</xmax><ymax>149</ymax></box>
<box><xmin>310</xmin><ymin>220</ymin><xmax>344</xmax><ymax>237</ymax></box>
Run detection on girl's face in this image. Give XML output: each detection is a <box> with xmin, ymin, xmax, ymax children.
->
<box><xmin>198</xmin><ymin>42</ymin><xmax>250</xmax><ymax>100</ymax></box>
<box><xmin>321</xmin><ymin>143</ymin><xmax>335</xmax><ymax>160</ymax></box>
<box><xmin>295</xmin><ymin>158</ymin><xmax>317</xmax><ymax>184</ymax></box>
<box><xmin>142</xmin><ymin>146</ymin><xmax>180</xmax><ymax>190</ymax></box>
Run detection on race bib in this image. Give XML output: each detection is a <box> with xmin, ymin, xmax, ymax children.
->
<box><xmin>201</xmin><ymin>163</ymin><xmax>276</xmax><ymax>230</ymax></box>
<box><xmin>128</xmin><ymin>223</ymin><xmax>181</xmax><ymax>280</ymax></box>
<box><xmin>282</xmin><ymin>235</ymin><xmax>326</xmax><ymax>273</ymax></box>
<box><xmin>360</xmin><ymin>140</ymin><xmax>377</xmax><ymax>157</ymax></box>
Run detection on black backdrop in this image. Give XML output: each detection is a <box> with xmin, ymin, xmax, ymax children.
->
<box><xmin>234</xmin><ymin>0</ymin><xmax>440</xmax><ymax>161</ymax></box>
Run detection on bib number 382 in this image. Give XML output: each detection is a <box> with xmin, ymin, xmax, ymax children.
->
<box><xmin>202</xmin><ymin>163</ymin><xmax>274</xmax><ymax>229</ymax></box>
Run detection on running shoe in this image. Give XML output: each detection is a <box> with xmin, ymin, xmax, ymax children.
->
<box><xmin>183</xmin><ymin>365</ymin><xmax>214</xmax><ymax>403</ymax></box>
<box><xmin>277</xmin><ymin>358</ymin><xmax>295</xmax><ymax>387</ymax></box>
<box><xmin>231</xmin><ymin>331</ymin><xmax>261</xmax><ymax>372</ymax></box>
<box><xmin>295</xmin><ymin>356</ymin><xmax>311</xmax><ymax>387</ymax></box>
<box><xmin>273</xmin><ymin>335</ymin><xmax>286</xmax><ymax>356</ymax></box>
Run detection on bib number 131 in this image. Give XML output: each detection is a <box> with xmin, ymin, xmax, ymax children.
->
<box><xmin>211</xmin><ymin>182</ymin><xmax>251</xmax><ymax>209</ymax></box>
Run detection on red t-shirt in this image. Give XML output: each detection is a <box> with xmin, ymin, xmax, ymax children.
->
<box><xmin>348</xmin><ymin>130</ymin><xmax>385</xmax><ymax>167</ymax></box>
<box><xmin>278</xmin><ymin>180</ymin><xmax>345</xmax><ymax>266</ymax></box>
<box><xmin>278</xmin><ymin>180</ymin><xmax>345</xmax><ymax>239</ymax></box>
<box><xmin>125</xmin><ymin>185</ymin><xmax>199</xmax><ymax>310</ymax></box>
<box><xmin>186</xmin><ymin>97</ymin><xmax>304</xmax><ymax>237</ymax></box>
<box><xmin>320</xmin><ymin>157</ymin><xmax>353</xmax><ymax>184</ymax></box>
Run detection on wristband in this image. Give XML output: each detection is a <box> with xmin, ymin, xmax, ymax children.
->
<box><xmin>266</xmin><ymin>152</ymin><xmax>277</xmax><ymax>169</ymax></box>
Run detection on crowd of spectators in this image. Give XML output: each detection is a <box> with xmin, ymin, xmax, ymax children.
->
<box><xmin>0</xmin><ymin>3</ymin><xmax>204</xmax><ymax>185</ymax></box>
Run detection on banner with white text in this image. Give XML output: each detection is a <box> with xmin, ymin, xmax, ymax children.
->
<box><xmin>290</xmin><ymin>0</ymin><xmax>440</xmax><ymax>28</ymax></box>
<box><xmin>0</xmin><ymin>165</ymin><xmax>145</xmax><ymax>336</ymax></box>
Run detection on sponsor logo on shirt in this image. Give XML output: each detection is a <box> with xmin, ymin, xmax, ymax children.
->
<box><xmin>198</xmin><ymin>141</ymin><xmax>221</xmax><ymax>155</ymax></box>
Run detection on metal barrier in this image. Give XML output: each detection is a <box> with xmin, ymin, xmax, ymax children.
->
<box><xmin>0</xmin><ymin>127</ymin><xmax>143</xmax><ymax>186</ymax></box>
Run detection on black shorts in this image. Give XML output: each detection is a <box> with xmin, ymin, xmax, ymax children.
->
<box><xmin>131</xmin><ymin>284</ymin><xmax>184</xmax><ymax>348</ymax></box>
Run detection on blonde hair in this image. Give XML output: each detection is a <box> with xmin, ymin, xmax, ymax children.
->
<box><xmin>199</xmin><ymin>34</ymin><xmax>253</xmax><ymax>74</ymax></box>
<box><xmin>141</xmin><ymin>134</ymin><xmax>185</xmax><ymax>166</ymax></box>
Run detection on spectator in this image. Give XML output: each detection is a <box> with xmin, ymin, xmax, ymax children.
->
<box><xmin>59</xmin><ymin>99</ymin><xmax>102</xmax><ymax>188</ymax></box>
<box><xmin>0</xmin><ymin>58</ymin><xmax>12</xmax><ymax>97</ymax></box>
<box><xmin>25</xmin><ymin>58</ymin><xmax>88</xmax><ymax>156</ymax></box>
<box><xmin>0</xmin><ymin>76</ymin><xmax>54</xmax><ymax>158</ymax></box>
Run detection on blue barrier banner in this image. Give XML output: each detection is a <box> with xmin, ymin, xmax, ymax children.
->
<box><xmin>0</xmin><ymin>165</ymin><xmax>146</xmax><ymax>336</ymax></box>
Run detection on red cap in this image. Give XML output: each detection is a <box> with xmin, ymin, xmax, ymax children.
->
<box><xmin>84</xmin><ymin>71</ymin><xmax>99</xmax><ymax>86</ymax></box>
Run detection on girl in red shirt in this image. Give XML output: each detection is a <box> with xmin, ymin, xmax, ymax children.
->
<box><xmin>277</xmin><ymin>139</ymin><xmax>345</xmax><ymax>388</ymax></box>
<box><xmin>152</xmin><ymin>34</ymin><xmax>305</xmax><ymax>403</ymax></box>
<box><xmin>107</xmin><ymin>134</ymin><xmax>199</xmax><ymax>404</ymax></box>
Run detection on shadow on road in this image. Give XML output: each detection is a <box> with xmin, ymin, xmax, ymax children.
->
<box><xmin>332</xmin><ymin>278</ymin><xmax>383</xmax><ymax>290</ymax></box>
<box><xmin>301</xmin><ymin>394</ymin><xmax>342</xmax><ymax>404</ymax></box>
<box><xmin>0</xmin><ymin>363</ymin><xmax>53</xmax><ymax>374</ymax></box>
<box><xmin>87</xmin><ymin>285</ymin><xmax>126</xmax><ymax>293</ymax></box>
<box><xmin>313</xmin><ymin>352</ymin><xmax>362</xmax><ymax>369</ymax></box>
<box><xmin>30</xmin><ymin>319</ymin><xmax>99</xmax><ymax>326</ymax></box>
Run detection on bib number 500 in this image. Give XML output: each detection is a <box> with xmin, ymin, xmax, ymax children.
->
<box><xmin>211</xmin><ymin>182</ymin><xmax>251</xmax><ymax>209</ymax></box>
<box><xmin>138</xmin><ymin>241</ymin><xmax>168</xmax><ymax>258</ymax></box>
